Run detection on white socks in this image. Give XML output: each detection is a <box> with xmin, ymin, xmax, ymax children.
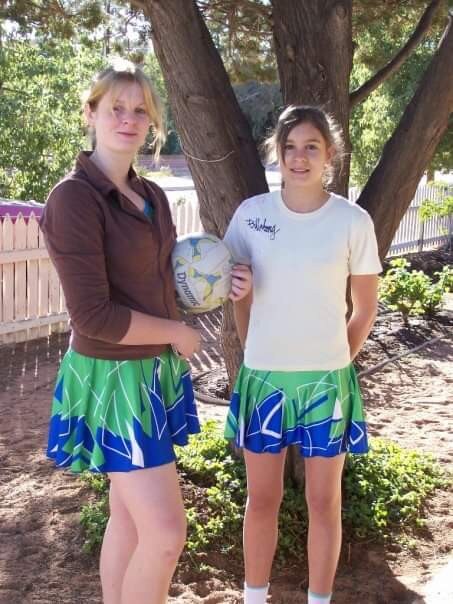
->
<box><xmin>244</xmin><ymin>582</ymin><xmax>269</xmax><ymax>604</ymax></box>
<box><xmin>243</xmin><ymin>583</ymin><xmax>330</xmax><ymax>603</ymax></box>
<box><xmin>307</xmin><ymin>590</ymin><xmax>332</xmax><ymax>604</ymax></box>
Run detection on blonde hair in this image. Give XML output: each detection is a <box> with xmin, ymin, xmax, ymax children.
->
<box><xmin>263</xmin><ymin>105</ymin><xmax>345</xmax><ymax>187</ymax></box>
<box><xmin>82</xmin><ymin>58</ymin><xmax>165</xmax><ymax>160</ymax></box>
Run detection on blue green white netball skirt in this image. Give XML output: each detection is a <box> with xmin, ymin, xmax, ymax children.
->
<box><xmin>47</xmin><ymin>348</ymin><xmax>200</xmax><ymax>473</ymax></box>
<box><xmin>224</xmin><ymin>364</ymin><xmax>368</xmax><ymax>457</ymax></box>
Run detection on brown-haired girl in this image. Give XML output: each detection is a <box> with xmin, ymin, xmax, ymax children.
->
<box><xmin>224</xmin><ymin>105</ymin><xmax>382</xmax><ymax>604</ymax></box>
<box><xmin>41</xmin><ymin>58</ymin><xmax>204</xmax><ymax>604</ymax></box>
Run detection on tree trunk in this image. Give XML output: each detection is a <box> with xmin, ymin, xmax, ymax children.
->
<box><xmin>140</xmin><ymin>0</ymin><xmax>268</xmax><ymax>384</ymax></box>
<box><xmin>271</xmin><ymin>0</ymin><xmax>353</xmax><ymax>195</ymax></box>
<box><xmin>359</xmin><ymin>14</ymin><xmax>453</xmax><ymax>259</ymax></box>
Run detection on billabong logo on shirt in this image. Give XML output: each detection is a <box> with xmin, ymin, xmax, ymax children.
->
<box><xmin>245</xmin><ymin>217</ymin><xmax>280</xmax><ymax>240</ymax></box>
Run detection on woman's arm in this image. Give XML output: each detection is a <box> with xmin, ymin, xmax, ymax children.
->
<box><xmin>118</xmin><ymin>310</ymin><xmax>200</xmax><ymax>357</ymax></box>
<box><xmin>347</xmin><ymin>274</ymin><xmax>378</xmax><ymax>360</ymax></box>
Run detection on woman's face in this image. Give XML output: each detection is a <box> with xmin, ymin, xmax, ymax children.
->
<box><xmin>85</xmin><ymin>81</ymin><xmax>151</xmax><ymax>156</ymax></box>
<box><xmin>279</xmin><ymin>121</ymin><xmax>332</xmax><ymax>190</ymax></box>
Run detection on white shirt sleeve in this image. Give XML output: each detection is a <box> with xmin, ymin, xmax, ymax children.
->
<box><xmin>349</xmin><ymin>208</ymin><xmax>383</xmax><ymax>275</ymax></box>
<box><xmin>223</xmin><ymin>206</ymin><xmax>252</xmax><ymax>264</ymax></box>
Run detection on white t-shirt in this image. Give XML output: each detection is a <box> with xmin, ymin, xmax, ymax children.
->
<box><xmin>223</xmin><ymin>190</ymin><xmax>382</xmax><ymax>371</ymax></box>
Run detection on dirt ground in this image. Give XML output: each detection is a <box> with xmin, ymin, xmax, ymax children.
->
<box><xmin>1</xmin><ymin>291</ymin><xmax>452</xmax><ymax>603</ymax></box>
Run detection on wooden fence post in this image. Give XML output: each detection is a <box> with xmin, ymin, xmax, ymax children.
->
<box><xmin>1</xmin><ymin>217</ymin><xmax>15</xmax><ymax>345</ymax></box>
<box><xmin>27</xmin><ymin>215</ymin><xmax>40</xmax><ymax>341</ymax></box>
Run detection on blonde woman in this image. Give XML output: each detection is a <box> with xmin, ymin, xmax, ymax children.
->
<box><xmin>41</xmin><ymin>59</ymin><xmax>203</xmax><ymax>604</ymax></box>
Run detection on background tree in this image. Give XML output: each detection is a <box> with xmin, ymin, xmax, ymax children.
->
<box><xmin>0</xmin><ymin>39</ymin><xmax>102</xmax><ymax>201</ymax></box>
<box><xmin>98</xmin><ymin>1</ymin><xmax>151</xmax><ymax>57</ymax></box>
<box><xmin>0</xmin><ymin>1</ymin><xmax>153</xmax><ymax>199</ymax></box>
<box><xmin>0</xmin><ymin>0</ymin><xmax>103</xmax><ymax>40</ymax></box>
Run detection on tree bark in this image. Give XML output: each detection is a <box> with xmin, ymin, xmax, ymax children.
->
<box><xmin>271</xmin><ymin>0</ymin><xmax>353</xmax><ymax>195</ymax></box>
<box><xmin>359</xmin><ymin>14</ymin><xmax>453</xmax><ymax>259</ymax></box>
<box><xmin>139</xmin><ymin>0</ymin><xmax>268</xmax><ymax>384</ymax></box>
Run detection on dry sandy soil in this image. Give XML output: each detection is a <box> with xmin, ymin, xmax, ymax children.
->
<box><xmin>1</xmin><ymin>287</ymin><xmax>452</xmax><ymax>603</ymax></box>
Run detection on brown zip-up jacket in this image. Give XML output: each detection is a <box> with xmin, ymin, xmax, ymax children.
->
<box><xmin>40</xmin><ymin>151</ymin><xmax>180</xmax><ymax>360</ymax></box>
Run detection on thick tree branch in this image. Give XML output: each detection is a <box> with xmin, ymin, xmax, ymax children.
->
<box><xmin>358</xmin><ymin>12</ymin><xmax>453</xmax><ymax>258</ymax></box>
<box><xmin>350</xmin><ymin>0</ymin><xmax>442</xmax><ymax>108</ymax></box>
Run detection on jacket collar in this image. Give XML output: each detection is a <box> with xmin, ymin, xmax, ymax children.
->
<box><xmin>75</xmin><ymin>151</ymin><xmax>146</xmax><ymax>201</ymax></box>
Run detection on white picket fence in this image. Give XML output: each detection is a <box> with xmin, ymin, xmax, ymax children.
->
<box><xmin>0</xmin><ymin>185</ymin><xmax>451</xmax><ymax>345</ymax></box>
<box><xmin>0</xmin><ymin>213</ymin><xmax>68</xmax><ymax>346</ymax></box>
<box><xmin>349</xmin><ymin>185</ymin><xmax>453</xmax><ymax>255</ymax></box>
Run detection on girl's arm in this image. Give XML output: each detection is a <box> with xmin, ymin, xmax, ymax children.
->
<box><xmin>229</xmin><ymin>264</ymin><xmax>253</xmax><ymax>302</ymax></box>
<box><xmin>347</xmin><ymin>274</ymin><xmax>379</xmax><ymax>360</ymax></box>
<box><xmin>233</xmin><ymin>290</ymin><xmax>253</xmax><ymax>349</ymax></box>
<box><xmin>118</xmin><ymin>311</ymin><xmax>200</xmax><ymax>358</ymax></box>
<box><xmin>229</xmin><ymin>264</ymin><xmax>253</xmax><ymax>349</ymax></box>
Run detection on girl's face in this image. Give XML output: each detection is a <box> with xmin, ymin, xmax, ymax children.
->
<box><xmin>279</xmin><ymin>121</ymin><xmax>333</xmax><ymax>190</ymax></box>
<box><xmin>85</xmin><ymin>81</ymin><xmax>151</xmax><ymax>156</ymax></box>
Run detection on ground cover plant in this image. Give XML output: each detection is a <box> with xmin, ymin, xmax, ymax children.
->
<box><xmin>379</xmin><ymin>258</ymin><xmax>453</xmax><ymax>322</ymax></box>
<box><xmin>79</xmin><ymin>421</ymin><xmax>448</xmax><ymax>565</ymax></box>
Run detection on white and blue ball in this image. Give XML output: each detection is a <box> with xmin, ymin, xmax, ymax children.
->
<box><xmin>172</xmin><ymin>233</ymin><xmax>233</xmax><ymax>314</ymax></box>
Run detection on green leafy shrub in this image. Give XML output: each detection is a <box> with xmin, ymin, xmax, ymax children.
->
<box><xmin>80</xmin><ymin>470</ymin><xmax>109</xmax><ymax>495</ymax></box>
<box><xmin>418</xmin><ymin>190</ymin><xmax>453</xmax><ymax>223</ymax></box>
<box><xmin>343</xmin><ymin>439</ymin><xmax>447</xmax><ymax>539</ymax></box>
<box><xmin>379</xmin><ymin>258</ymin><xmax>452</xmax><ymax>321</ymax></box>
<box><xmin>435</xmin><ymin>265</ymin><xmax>453</xmax><ymax>293</ymax></box>
<box><xmin>79</xmin><ymin>423</ymin><xmax>448</xmax><ymax>559</ymax></box>
<box><xmin>79</xmin><ymin>472</ymin><xmax>108</xmax><ymax>552</ymax></box>
<box><xmin>80</xmin><ymin>498</ymin><xmax>109</xmax><ymax>553</ymax></box>
<box><xmin>177</xmin><ymin>421</ymin><xmax>245</xmax><ymax>555</ymax></box>
<box><xmin>418</xmin><ymin>189</ymin><xmax>453</xmax><ymax>252</ymax></box>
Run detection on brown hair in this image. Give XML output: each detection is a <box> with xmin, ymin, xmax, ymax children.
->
<box><xmin>82</xmin><ymin>58</ymin><xmax>165</xmax><ymax>159</ymax></box>
<box><xmin>264</xmin><ymin>105</ymin><xmax>345</xmax><ymax>186</ymax></box>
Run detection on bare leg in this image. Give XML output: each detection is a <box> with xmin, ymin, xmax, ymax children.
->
<box><xmin>100</xmin><ymin>482</ymin><xmax>138</xmax><ymax>604</ymax></box>
<box><xmin>243</xmin><ymin>449</ymin><xmax>287</xmax><ymax>587</ymax></box>
<box><xmin>108</xmin><ymin>462</ymin><xmax>187</xmax><ymax>604</ymax></box>
<box><xmin>305</xmin><ymin>455</ymin><xmax>345</xmax><ymax>594</ymax></box>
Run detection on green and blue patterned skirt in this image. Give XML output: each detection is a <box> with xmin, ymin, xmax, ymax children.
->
<box><xmin>47</xmin><ymin>348</ymin><xmax>200</xmax><ymax>473</ymax></box>
<box><xmin>224</xmin><ymin>364</ymin><xmax>368</xmax><ymax>457</ymax></box>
